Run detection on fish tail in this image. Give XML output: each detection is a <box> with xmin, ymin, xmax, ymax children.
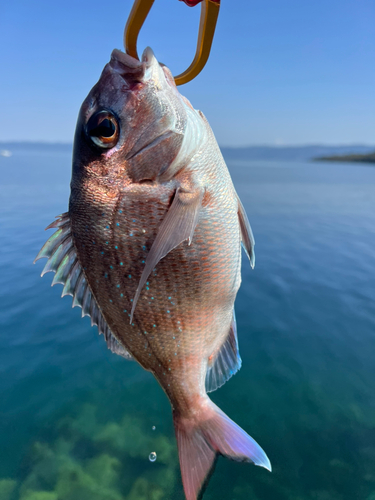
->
<box><xmin>173</xmin><ymin>399</ymin><xmax>271</xmax><ymax>500</ymax></box>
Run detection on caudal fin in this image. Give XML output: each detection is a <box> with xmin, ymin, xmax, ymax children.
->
<box><xmin>173</xmin><ymin>401</ymin><xmax>271</xmax><ymax>500</ymax></box>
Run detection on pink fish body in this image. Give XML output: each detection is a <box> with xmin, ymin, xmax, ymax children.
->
<box><xmin>35</xmin><ymin>47</ymin><xmax>271</xmax><ymax>499</ymax></box>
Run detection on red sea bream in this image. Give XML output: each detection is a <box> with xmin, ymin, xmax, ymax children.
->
<box><xmin>35</xmin><ymin>47</ymin><xmax>271</xmax><ymax>500</ymax></box>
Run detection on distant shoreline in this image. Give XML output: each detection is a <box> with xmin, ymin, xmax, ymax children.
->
<box><xmin>1</xmin><ymin>142</ymin><xmax>375</xmax><ymax>163</ymax></box>
<box><xmin>314</xmin><ymin>151</ymin><xmax>375</xmax><ymax>164</ymax></box>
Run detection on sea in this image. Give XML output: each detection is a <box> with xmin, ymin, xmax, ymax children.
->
<box><xmin>0</xmin><ymin>144</ymin><xmax>374</xmax><ymax>500</ymax></box>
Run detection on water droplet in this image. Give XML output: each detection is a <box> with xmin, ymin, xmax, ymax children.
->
<box><xmin>152</xmin><ymin>426</ymin><xmax>156</xmax><ymax>431</ymax></box>
<box><xmin>149</xmin><ymin>452</ymin><xmax>157</xmax><ymax>462</ymax></box>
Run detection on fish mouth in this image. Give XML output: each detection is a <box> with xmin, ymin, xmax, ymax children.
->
<box><xmin>109</xmin><ymin>47</ymin><xmax>158</xmax><ymax>82</ymax></box>
<box><xmin>110</xmin><ymin>49</ymin><xmax>144</xmax><ymax>80</ymax></box>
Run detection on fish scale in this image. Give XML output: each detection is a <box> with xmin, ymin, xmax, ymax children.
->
<box><xmin>79</xmin><ymin>188</ymin><xmax>237</xmax><ymax>377</ymax></box>
<box><xmin>35</xmin><ymin>47</ymin><xmax>270</xmax><ymax>500</ymax></box>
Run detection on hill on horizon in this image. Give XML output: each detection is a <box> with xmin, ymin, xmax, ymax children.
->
<box><xmin>1</xmin><ymin>142</ymin><xmax>374</xmax><ymax>162</ymax></box>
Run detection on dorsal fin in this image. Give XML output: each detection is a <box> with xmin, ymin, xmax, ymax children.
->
<box><xmin>34</xmin><ymin>213</ymin><xmax>133</xmax><ymax>361</ymax></box>
<box><xmin>205</xmin><ymin>310</ymin><xmax>242</xmax><ymax>393</ymax></box>
<box><xmin>236</xmin><ymin>193</ymin><xmax>255</xmax><ymax>269</ymax></box>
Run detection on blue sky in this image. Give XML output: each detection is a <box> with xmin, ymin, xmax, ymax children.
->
<box><xmin>1</xmin><ymin>0</ymin><xmax>374</xmax><ymax>146</ymax></box>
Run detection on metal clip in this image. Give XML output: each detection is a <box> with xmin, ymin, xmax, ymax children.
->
<box><xmin>124</xmin><ymin>0</ymin><xmax>220</xmax><ymax>85</ymax></box>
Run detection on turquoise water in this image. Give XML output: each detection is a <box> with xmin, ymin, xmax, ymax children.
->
<box><xmin>0</xmin><ymin>146</ymin><xmax>374</xmax><ymax>500</ymax></box>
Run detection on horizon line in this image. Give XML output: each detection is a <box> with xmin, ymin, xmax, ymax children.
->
<box><xmin>1</xmin><ymin>140</ymin><xmax>374</xmax><ymax>149</ymax></box>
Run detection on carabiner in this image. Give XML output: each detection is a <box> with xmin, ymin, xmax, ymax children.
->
<box><xmin>124</xmin><ymin>0</ymin><xmax>221</xmax><ymax>85</ymax></box>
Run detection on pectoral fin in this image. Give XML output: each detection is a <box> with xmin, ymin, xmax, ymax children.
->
<box><xmin>130</xmin><ymin>186</ymin><xmax>203</xmax><ymax>322</ymax></box>
<box><xmin>236</xmin><ymin>193</ymin><xmax>255</xmax><ymax>268</ymax></box>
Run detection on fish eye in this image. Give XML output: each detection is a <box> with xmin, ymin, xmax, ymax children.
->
<box><xmin>86</xmin><ymin>110</ymin><xmax>119</xmax><ymax>149</ymax></box>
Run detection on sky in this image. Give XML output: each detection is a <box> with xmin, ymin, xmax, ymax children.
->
<box><xmin>0</xmin><ymin>0</ymin><xmax>374</xmax><ymax>146</ymax></box>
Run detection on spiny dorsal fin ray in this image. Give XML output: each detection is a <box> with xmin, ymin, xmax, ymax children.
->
<box><xmin>35</xmin><ymin>213</ymin><xmax>133</xmax><ymax>361</ymax></box>
<box><xmin>130</xmin><ymin>185</ymin><xmax>203</xmax><ymax>323</ymax></box>
<box><xmin>205</xmin><ymin>310</ymin><xmax>242</xmax><ymax>393</ymax></box>
<box><xmin>236</xmin><ymin>193</ymin><xmax>255</xmax><ymax>269</ymax></box>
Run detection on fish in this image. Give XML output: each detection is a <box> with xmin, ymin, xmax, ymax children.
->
<box><xmin>35</xmin><ymin>47</ymin><xmax>271</xmax><ymax>499</ymax></box>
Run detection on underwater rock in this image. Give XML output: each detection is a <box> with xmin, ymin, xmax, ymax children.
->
<box><xmin>0</xmin><ymin>479</ymin><xmax>17</xmax><ymax>500</ymax></box>
<box><xmin>94</xmin><ymin>415</ymin><xmax>176</xmax><ymax>465</ymax></box>
<box><xmin>94</xmin><ymin>415</ymin><xmax>178</xmax><ymax>497</ymax></box>
<box><xmin>19</xmin><ymin>443</ymin><xmax>60</xmax><ymax>495</ymax></box>
<box><xmin>94</xmin><ymin>416</ymin><xmax>152</xmax><ymax>457</ymax></box>
<box><xmin>57</xmin><ymin>404</ymin><xmax>100</xmax><ymax>444</ymax></box>
<box><xmin>18</xmin><ymin>438</ymin><xmax>124</xmax><ymax>500</ymax></box>
<box><xmin>55</xmin><ymin>461</ymin><xmax>123</xmax><ymax>500</ymax></box>
<box><xmin>11</xmin><ymin>403</ymin><xmax>181</xmax><ymax>500</ymax></box>
<box><xmin>145</xmin><ymin>466</ymin><xmax>176</xmax><ymax>494</ymax></box>
<box><xmin>19</xmin><ymin>491</ymin><xmax>57</xmax><ymax>500</ymax></box>
<box><xmin>85</xmin><ymin>454</ymin><xmax>121</xmax><ymax>489</ymax></box>
<box><xmin>125</xmin><ymin>477</ymin><xmax>163</xmax><ymax>500</ymax></box>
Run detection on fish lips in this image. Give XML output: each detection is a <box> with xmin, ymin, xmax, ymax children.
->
<box><xmin>109</xmin><ymin>49</ymin><xmax>144</xmax><ymax>81</ymax></box>
<box><xmin>109</xmin><ymin>47</ymin><xmax>162</xmax><ymax>84</ymax></box>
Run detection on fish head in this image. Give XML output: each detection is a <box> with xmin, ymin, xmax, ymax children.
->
<box><xmin>71</xmin><ymin>47</ymin><xmax>198</xmax><ymax>193</ymax></box>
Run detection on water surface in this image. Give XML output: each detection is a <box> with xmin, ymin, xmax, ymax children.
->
<box><xmin>0</xmin><ymin>147</ymin><xmax>374</xmax><ymax>500</ymax></box>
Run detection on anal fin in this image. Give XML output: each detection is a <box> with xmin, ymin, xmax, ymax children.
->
<box><xmin>205</xmin><ymin>310</ymin><xmax>242</xmax><ymax>393</ymax></box>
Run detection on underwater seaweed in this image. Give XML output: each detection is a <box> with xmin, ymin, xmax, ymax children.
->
<box><xmin>0</xmin><ymin>479</ymin><xmax>17</xmax><ymax>500</ymax></box>
<box><xmin>2</xmin><ymin>403</ymin><xmax>179</xmax><ymax>500</ymax></box>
